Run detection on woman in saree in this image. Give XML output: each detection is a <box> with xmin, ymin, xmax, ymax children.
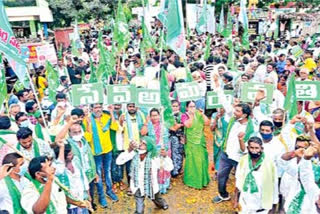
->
<box><xmin>181</xmin><ymin>100</ymin><xmax>210</xmax><ymax>189</ymax></box>
<box><xmin>210</xmin><ymin>108</ymin><xmax>228</xmax><ymax>172</ymax></box>
<box><xmin>141</xmin><ymin>108</ymin><xmax>172</xmax><ymax>194</ymax></box>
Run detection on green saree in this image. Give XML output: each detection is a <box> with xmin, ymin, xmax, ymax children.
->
<box><xmin>183</xmin><ymin>111</ymin><xmax>210</xmax><ymax>189</ymax></box>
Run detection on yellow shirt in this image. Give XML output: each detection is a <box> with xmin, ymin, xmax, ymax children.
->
<box><xmin>122</xmin><ymin>113</ymin><xmax>145</xmax><ymax>150</ymax></box>
<box><xmin>84</xmin><ymin>113</ymin><xmax>118</xmax><ymax>155</ymax></box>
<box><xmin>303</xmin><ymin>58</ymin><xmax>317</xmax><ymax>71</ymax></box>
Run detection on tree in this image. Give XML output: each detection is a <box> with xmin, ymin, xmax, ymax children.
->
<box><xmin>48</xmin><ymin>0</ymin><xmax>143</xmax><ymax>28</ymax></box>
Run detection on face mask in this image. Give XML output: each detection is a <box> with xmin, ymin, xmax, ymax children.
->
<box><xmin>138</xmin><ymin>149</ymin><xmax>147</xmax><ymax>155</ymax></box>
<box><xmin>42</xmin><ymin>176</ymin><xmax>48</xmax><ymax>182</ymax></box>
<box><xmin>249</xmin><ymin>151</ymin><xmax>262</xmax><ymax>159</ymax></box>
<box><xmin>237</xmin><ymin>116</ymin><xmax>245</xmax><ymax>122</ymax></box>
<box><xmin>20</xmin><ymin>120</ymin><xmax>30</xmax><ymax>128</ymax></box>
<box><xmin>72</xmin><ymin>134</ymin><xmax>83</xmax><ymax>142</ymax></box>
<box><xmin>58</xmin><ymin>101</ymin><xmax>66</xmax><ymax>107</ymax></box>
<box><xmin>260</xmin><ymin>133</ymin><xmax>273</xmax><ymax>141</ymax></box>
<box><xmin>273</xmin><ymin>121</ymin><xmax>283</xmax><ymax>128</ymax></box>
<box><xmin>16</xmin><ymin>164</ymin><xmax>28</xmax><ymax>176</ymax></box>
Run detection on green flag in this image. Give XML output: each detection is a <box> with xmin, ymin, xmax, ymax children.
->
<box><xmin>0</xmin><ymin>0</ymin><xmax>29</xmax><ymax>88</ymax></box>
<box><xmin>196</xmin><ymin>0</ymin><xmax>208</xmax><ymax>35</ymax></box>
<box><xmin>97</xmin><ymin>31</ymin><xmax>115</xmax><ymax>81</ymax></box>
<box><xmin>13</xmin><ymin>80</ymin><xmax>24</xmax><ymax>92</ymax></box>
<box><xmin>274</xmin><ymin>19</ymin><xmax>279</xmax><ymax>40</ymax></box>
<box><xmin>227</xmin><ymin>40</ymin><xmax>236</xmax><ymax>71</ymax></box>
<box><xmin>46</xmin><ymin>61</ymin><xmax>59</xmax><ymax>102</ymax></box>
<box><xmin>222</xmin><ymin>9</ymin><xmax>232</xmax><ymax>38</ymax></box>
<box><xmin>160</xmin><ymin>69</ymin><xmax>175</xmax><ymax>129</ymax></box>
<box><xmin>309</xmin><ymin>34</ymin><xmax>317</xmax><ymax>48</ymax></box>
<box><xmin>113</xmin><ymin>0</ymin><xmax>130</xmax><ymax>52</ymax></box>
<box><xmin>284</xmin><ymin>74</ymin><xmax>298</xmax><ymax>120</ymax></box>
<box><xmin>238</xmin><ymin>0</ymin><xmax>250</xmax><ymax>50</ymax></box>
<box><xmin>217</xmin><ymin>7</ymin><xmax>224</xmax><ymax>35</ymax></box>
<box><xmin>183</xmin><ymin>60</ymin><xmax>193</xmax><ymax>82</ymax></box>
<box><xmin>166</xmin><ymin>0</ymin><xmax>186</xmax><ymax>59</ymax></box>
<box><xmin>157</xmin><ymin>0</ymin><xmax>169</xmax><ymax>26</ymax></box>
<box><xmin>0</xmin><ymin>55</ymin><xmax>7</xmax><ymax>108</ymax></box>
<box><xmin>204</xmin><ymin>34</ymin><xmax>211</xmax><ymax>61</ymax></box>
<box><xmin>141</xmin><ymin>16</ymin><xmax>156</xmax><ymax>51</ymax></box>
<box><xmin>89</xmin><ymin>58</ymin><xmax>97</xmax><ymax>83</ymax></box>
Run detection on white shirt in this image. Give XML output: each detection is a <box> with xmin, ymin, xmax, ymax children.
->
<box><xmin>21</xmin><ymin>180</ymin><xmax>68</xmax><ymax>214</ymax></box>
<box><xmin>144</xmin><ymin>66</ymin><xmax>159</xmax><ymax>82</ymax></box>
<box><xmin>261</xmin><ymin>136</ymin><xmax>285</xmax><ymax>176</ymax></box>
<box><xmin>0</xmin><ymin>176</ymin><xmax>31</xmax><ymax>213</ymax></box>
<box><xmin>116</xmin><ymin>151</ymin><xmax>174</xmax><ymax>196</ymax></box>
<box><xmin>55</xmin><ymin>157</ymin><xmax>89</xmax><ymax>209</ymax></box>
<box><xmin>18</xmin><ymin>101</ymin><xmax>26</xmax><ymax>113</ymax></box>
<box><xmin>266</xmin><ymin>71</ymin><xmax>278</xmax><ymax>86</ymax></box>
<box><xmin>217</xmin><ymin>88</ymin><xmax>247</xmax><ymax>162</ymax></box>
<box><xmin>17</xmin><ymin>138</ymin><xmax>54</xmax><ymax>162</ymax></box>
<box><xmin>236</xmin><ymin>160</ymin><xmax>278</xmax><ymax>212</ymax></box>
<box><xmin>253</xmin><ymin>64</ymin><xmax>267</xmax><ymax>83</ymax></box>
<box><xmin>281</xmin><ymin>158</ymin><xmax>320</xmax><ymax>213</ymax></box>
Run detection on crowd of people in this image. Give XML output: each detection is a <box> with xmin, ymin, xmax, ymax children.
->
<box><xmin>1</xmin><ymin>13</ymin><xmax>320</xmax><ymax>214</ymax></box>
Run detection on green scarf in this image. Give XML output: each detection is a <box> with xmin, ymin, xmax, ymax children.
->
<box><xmin>55</xmin><ymin>157</ymin><xmax>86</xmax><ymax>201</ymax></box>
<box><xmin>17</xmin><ymin>139</ymin><xmax>40</xmax><ymax>157</ymax></box>
<box><xmin>35</xmin><ymin>123</ymin><xmax>44</xmax><ymax>140</ymax></box>
<box><xmin>25</xmin><ymin>174</ymin><xmax>56</xmax><ymax>214</ymax></box>
<box><xmin>4</xmin><ymin>176</ymin><xmax>27</xmax><ymax>214</ymax></box>
<box><xmin>243</xmin><ymin>153</ymin><xmax>265</xmax><ymax>193</ymax></box>
<box><xmin>67</xmin><ymin>138</ymin><xmax>96</xmax><ymax>183</ymax></box>
<box><xmin>223</xmin><ymin>117</ymin><xmax>254</xmax><ymax>151</ymax></box>
<box><xmin>131</xmin><ymin>152</ymin><xmax>154</xmax><ymax>199</ymax></box>
<box><xmin>0</xmin><ymin>129</ymin><xmax>17</xmax><ymax>135</ymax></box>
<box><xmin>273</xmin><ymin>127</ymin><xmax>282</xmax><ymax>136</ymax></box>
<box><xmin>287</xmin><ymin>183</ymin><xmax>306</xmax><ymax>214</ymax></box>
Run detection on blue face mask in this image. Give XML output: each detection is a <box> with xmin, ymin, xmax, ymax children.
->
<box><xmin>260</xmin><ymin>132</ymin><xmax>273</xmax><ymax>141</ymax></box>
<box><xmin>17</xmin><ymin>164</ymin><xmax>28</xmax><ymax>176</ymax></box>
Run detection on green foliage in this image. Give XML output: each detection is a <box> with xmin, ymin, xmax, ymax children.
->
<box><xmin>48</xmin><ymin>0</ymin><xmax>142</xmax><ymax>28</ymax></box>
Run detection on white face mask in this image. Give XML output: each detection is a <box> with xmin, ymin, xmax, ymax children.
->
<box><xmin>138</xmin><ymin>149</ymin><xmax>147</xmax><ymax>155</ymax></box>
<box><xmin>72</xmin><ymin>134</ymin><xmax>83</xmax><ymax>142</ymax></box>
<box><xmin>20</xmin><ymin>120</ymin><xmax>30</xmax><ymax>128</ymax></box>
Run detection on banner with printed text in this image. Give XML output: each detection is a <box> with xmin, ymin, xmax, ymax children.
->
<box><xmin>176</xmin><ymin>82</ymin><xmax>201</xmax><ymax>102</ymax></box>
<box><xmin>71</xmin><ymin>83</ymin><xmax>104</xmax><ymax>106</ymax></box>
<box><xmin>107</xmin><ymin>85</ymin><xmax>136</xmax><ymax>104</ymax></box>
<box><xmin>240</xmin><ymin>82</ymin><xmax>274</xmax><ymax>104</ymax></box>
<box><xmin>296</xmin><ymin>81</ymin><xmax>320</xmax><ymax>101</ymax></box>
<box><xmin>136</xmin><ymin>88</ymin><xmax>161</xmax><ymax>108</ymax></box>
<box><xmin>206</xmin><ymin>90</ymin><xmax>234</xmax><ymax>109</ymax></box>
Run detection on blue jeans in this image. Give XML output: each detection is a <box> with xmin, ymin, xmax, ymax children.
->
<box><xmin>111</xmin><ymin>151</ymin><xmax>131</xmax><ymax>183</ymax></box>
<box><xmin>68</xmin><ymin>207</ymin><xmax>89</xmax><ymax>214</ymax></box>
<box><xmin>89</xmin><ymin>152</ymin><xmax>113</xmax><ymax>206</ymax></box>
<box><xmin>217</xmin><ymin>152</ymin><xmax>238</xmax><ymax>198</ymax></box>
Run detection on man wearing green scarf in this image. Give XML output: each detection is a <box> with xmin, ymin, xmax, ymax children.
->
<box><xmin>16</xmin><ymin>127</ymin><xmax>54</xmax><ymax>163</ymax></box>
<box><xmin>21</xmin><ymin>156</ymin><xmax>68</xmax><ymax>213</ymax></box>
<box><xmin>0</xmin><ymin>152</ymin><xmax>29</xmax><ymax>213</ymax></box>
<box><xmin>280</xmin><ymin>135</ymin><xmax>320</xmax><ymax>213</ymax></box>
<box><xmin>116</xmin><ymin>136</ymin><xmax>173</xmax><ymax>214</ymax></box>
<box><xmin>234</xmin><ymin>137</ymin><xmax>278</xmax><ymax>213</ymax></box>
<box><xmin>212</xmin><ymin>101</ymin><xmax>255</xmax><ymax>203</ymax></box>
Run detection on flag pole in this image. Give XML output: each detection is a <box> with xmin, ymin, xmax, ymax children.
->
<box><xmin>158</xmin><ymin>27</ymin><xmax>164</xmax><ymax>81</ymax></box>
<box><xmin>25</xmin><ymin>67</ymin><xmax>51</xmax><ymax>143</ymax></box>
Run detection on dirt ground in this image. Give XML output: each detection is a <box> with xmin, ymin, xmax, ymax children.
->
<box><xmin>95</xmin><ymin>126</ymin><xmax>236</xmax><ymax>214</ymax></box>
